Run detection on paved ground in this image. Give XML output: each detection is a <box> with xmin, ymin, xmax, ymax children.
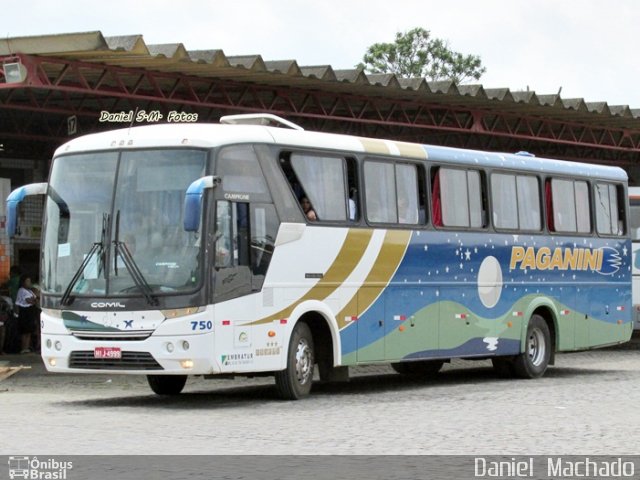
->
<box><xmin>1</xmin><ymin>334</ymin><xmax>639</xmax><ymax>455</ymax></box>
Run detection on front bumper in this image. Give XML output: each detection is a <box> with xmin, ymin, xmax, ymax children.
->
<box><xmin>41</xmin><ymin>331</ymin><xmax>217</xmax><ymax>375</ymax></box>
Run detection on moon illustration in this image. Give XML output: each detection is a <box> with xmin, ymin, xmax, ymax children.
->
<box><xmin>477</xmin><ymin>256</ymin><xmax>503</xmax><ymax>308</ymax></box>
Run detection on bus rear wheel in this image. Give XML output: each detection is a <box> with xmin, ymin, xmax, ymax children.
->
<box><xmin>391</xmin><ymin>360</ymin><xmax>444</xmax><ymax>376</ymax></box>
<box><xmin>513</xmin><ymin>314</ymin><xmax>551</xmax><ymax>379</ymax></box>
<box><xmin>147</xmin><ymin>375</ymin><xmax>188</xmax><ymax>395</ymax></box>
<box><xmin>275</xmin><ymin>322</ymin><xmax>315</xmax><ymax>400</ymax></box>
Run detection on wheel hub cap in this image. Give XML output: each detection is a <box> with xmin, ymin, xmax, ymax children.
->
<box><xmin>295</xmin><ymin>339</ymin><xmax>312</xmax><ymax>384</ymax></box>
<box><xmin>527</xmin><ymin>328</ymin><xmax>546</xmax><ymax>367</ymax></box>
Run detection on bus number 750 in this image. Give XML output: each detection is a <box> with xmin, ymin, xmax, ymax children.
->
<box><xmin>191</xmin><ymin>320</ymin><xmax>213</xmax><ymax>331</ymax></box>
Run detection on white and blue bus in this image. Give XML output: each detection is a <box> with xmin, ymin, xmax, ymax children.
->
<box><xmin>7</xmin><ymin>114</ymin><xmax>633</xmax><ymax>399</ymax></box>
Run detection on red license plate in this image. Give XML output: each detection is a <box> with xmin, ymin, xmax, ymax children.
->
<box><xmin>94</xmin><ymin>347</ymin><xmax>122</xmax><ymax>359</ymax></box>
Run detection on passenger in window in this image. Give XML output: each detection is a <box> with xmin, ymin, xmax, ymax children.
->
<box><xmin>301</xmin><ymin>197</ymin><xmax>317</xmax><ymax>221</ymax></box>
<box><xmin>349</xmin><ymin>188</ymin><xmax>358</xmax><ymax>221</ymax></box>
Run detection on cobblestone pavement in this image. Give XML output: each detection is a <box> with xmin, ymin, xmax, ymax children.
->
<box><xmin>1</xmin><ymin>335</ymin><xmax>639</xmax><ymax>455</ymax></box>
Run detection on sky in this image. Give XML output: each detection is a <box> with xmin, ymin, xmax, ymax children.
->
<box><xmin>3</xmin><ymin>0</ymin><xmax>640</xmax><ymax>108</ymax></box>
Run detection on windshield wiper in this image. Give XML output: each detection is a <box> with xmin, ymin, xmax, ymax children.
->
<box><xmin>113</xmin><ymin>210</ymin><xmax>158</xmax><ymax>306</ymax></box>
<box><xmin>60</xmin><ymin>242</ymin><xmax>102</xmax><ymax>306</ymax></box>
<box><xmin>60</xmin><ymin>213</ymin><xmax>109</xmax><ymax>306</ymax></box>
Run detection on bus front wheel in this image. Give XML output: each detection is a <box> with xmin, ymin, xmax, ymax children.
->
<box><xmin>147</xmin><ymin>374</ymin><xmax>188</xmax><ymax>395</ymax></box>
<box><xmin>275</xmin><ymin>322</ymin><xmax>315</xmax><ymax>400</ymax></box>
<box><xmin>513</xmin><ymin>314</ymin><xmax>551</xmax><ymax>379</ymax></box>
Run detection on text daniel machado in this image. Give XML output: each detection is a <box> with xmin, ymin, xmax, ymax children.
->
<box><xmin>475</xmin><ymin>457</ymin><xmax>635</xmax><ymax>478</ymax></box>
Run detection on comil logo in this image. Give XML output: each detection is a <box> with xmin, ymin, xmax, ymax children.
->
<box><xmin>90</xmin><ymin>302</ymin><xmax>126</xmax><ymax>308</ymax></box>
<box><xmin>8</xmin><ymin>456</ymin><xmax>73</xmax><ymax>479</ymax></box>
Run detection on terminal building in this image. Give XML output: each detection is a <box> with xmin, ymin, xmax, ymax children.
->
<box><xmin>2</xmin><ymin>30</ymin><xmax>640</xmax><ymax>282</ymax></box>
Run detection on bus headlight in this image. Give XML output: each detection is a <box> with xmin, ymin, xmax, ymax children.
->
<box><xmin>54</xmin><ymin>341</ymin><xmax>62</xmax><ymax>351</ymax></box>
<box><xmin>161</xmin><ymin>307</ymin><xmax>205</xmax><ymax>319</ymax></box>
<box><xmin>181</xmin><ymin>340</ymin><xmax>190</xmax><ymax>351</ymax></box>
<box><xmin>166</xmin><ymin>342</ymin><xmax>174</xmax><ymax>353</ymax></box>
<box><xmin>46</xmin><ymin>339</ymin><xmax>52</xmax><ymax>349</ymax></box>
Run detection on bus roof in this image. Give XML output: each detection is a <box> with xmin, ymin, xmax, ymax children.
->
<box><xmin>55</xmin><ymin>122</ymin><xmax>627</xmax><ymax>182</ymax></box>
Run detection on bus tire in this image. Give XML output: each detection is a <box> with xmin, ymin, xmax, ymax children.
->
<box><xmin>512</xmin><ymin>314</ymin><xmax>551</xmax><ymax>379</ymax></box>
<box><xmin>147</xmin><ymin>375</ymin><xmax>187</xmax><ymax>395</ymax></box>
<box><xmin>391</xmin><ymin>360</ymin><xmax>444</xmax><ymax>377</ymax></box>
<box><xmin>275</xmin><ymin>322</ymin><xmax>315</xmax><ymax>400</ymax></box>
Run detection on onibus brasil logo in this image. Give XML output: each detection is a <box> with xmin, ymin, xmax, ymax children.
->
<box><xmin>8</xmin><ymin>456</ymin><xmax>73</xmax><ymax>479</ymax></box>
<box><xmin>509</xmin><ymin>246</ymin><xmax>622</xmax><ymax>275</ymax></box>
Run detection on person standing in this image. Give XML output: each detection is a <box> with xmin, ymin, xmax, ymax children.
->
<box><xmin>15</xmin><ymin>274</ymin><xmax>38</xmax><ymax>354</ymax></box>
<box><xmin>7</xmin><ymin>266</ymin><xmax>21</xmax><ymax>304</ymax></box>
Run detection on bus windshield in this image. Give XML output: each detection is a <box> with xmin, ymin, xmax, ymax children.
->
<box><xmin>42</xmin><ymin>149</ymin><xmax>207</xmax><ymax>297</ymax></box>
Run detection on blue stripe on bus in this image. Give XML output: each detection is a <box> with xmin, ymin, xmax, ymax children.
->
<box><xmin>340</xmin><ymin>231</ymin><xmax>631</xmax><ymax>355</ymax></box>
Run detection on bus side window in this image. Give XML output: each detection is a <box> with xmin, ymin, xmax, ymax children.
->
<box><xmin>431</xmin><ymin>169</ymin><xmax>442</xmax><ymax>227</ymax></box>
<box><xmin>214</xmin><ymin>200</ymin><xmax>253</xmax><ymax>302</ymax></box>
<box><xmin>346</xmin><ymin>157</ymin><xmax>359</xmax><ymax>221</ymax></box>
<box><xmin>595</xmin><ymin>182</ymin><xmax>626</xmax><ymax>236</ymax></box>
<box><xmin>436</xmin><ymin>167</ymin><xmax>485</xmax><ymax>228</ymax></box>
<box><xmin>250</xmin><ymin>204</ymin><xmax>277</xmax><ymax>289</ymax></box>
<box><xmin>215</xmin><ymin>201</ymin><xmax>233</xmax><ymax>268</ymax></box>
<box><xmin>548</xmin><ymin>178</ymin><xmax>591</xmax><ymax>234</ymax></box>
<box><xmin>417</xmin><ymin>165</ymin><xmax>428</xmax><ymax>224</ymax></box>
<box><xmin>214</xmin><ymin>201</ymin><xmax>250</xmax><ymax>269</ymax></box>
<box><xmin>281</xmin><ymin>153</ymin><xmax>348</xmax><ymax>222</ymax></box>
<box><xmin>364</xmin><ymin>161</ymin><xmax>396</xmax><ymax>223</ymax></box>
<box><xmin>396</xmin><ymin>163</ymin><xmax>419</xmax><ymax>225</ymax></box>
<box><xmin>545</xmin><ymin>180</ymin><xmax>555</xmax><ymax>232</ymax></box>
<box><xmin>491</xmin><ymin>173</ymin><xmax>540</xmax><ymax>231</ymax></box>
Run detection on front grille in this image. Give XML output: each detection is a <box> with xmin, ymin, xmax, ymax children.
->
<box><xmin>69</xmin><ymin>351</ymin><xmax>163</xmax><ymax>370</ymax></box>
<box><xmin>71</xmin><ymin>330</ymin><xmax>154</xmax><ymax>341</ymax></box>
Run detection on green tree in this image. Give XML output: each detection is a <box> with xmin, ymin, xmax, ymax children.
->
<box><xmin>359</xmin><ymin>27</ymin><xmax>486</xmax><ymax>84</ymax></box>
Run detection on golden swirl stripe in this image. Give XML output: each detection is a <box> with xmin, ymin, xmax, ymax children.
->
<box><xmin>248</xmin><ymin>228</ymin><xmax>374</xmax><ymax>326</ymax></box>
<box><xmin>336</xmin><ymin>230</ymin><xmax>412</xmax><ymax>329</ymax></box>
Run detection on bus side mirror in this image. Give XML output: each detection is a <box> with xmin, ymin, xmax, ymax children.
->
<box><xmin>183</xmin><ymin>176</ymin><xmax>219</xmax><ymax>232</ymax></box>
<box><xmin>6</xmin><ymin>182</ymin><xmax>48</xmax><ymax>237</ymax></box>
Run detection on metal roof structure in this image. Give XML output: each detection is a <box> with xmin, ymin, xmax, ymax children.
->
<box><xmin>2</xmin><ymin>31</ymin><xmax>640</xmax><ymax>170</ymax></box>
